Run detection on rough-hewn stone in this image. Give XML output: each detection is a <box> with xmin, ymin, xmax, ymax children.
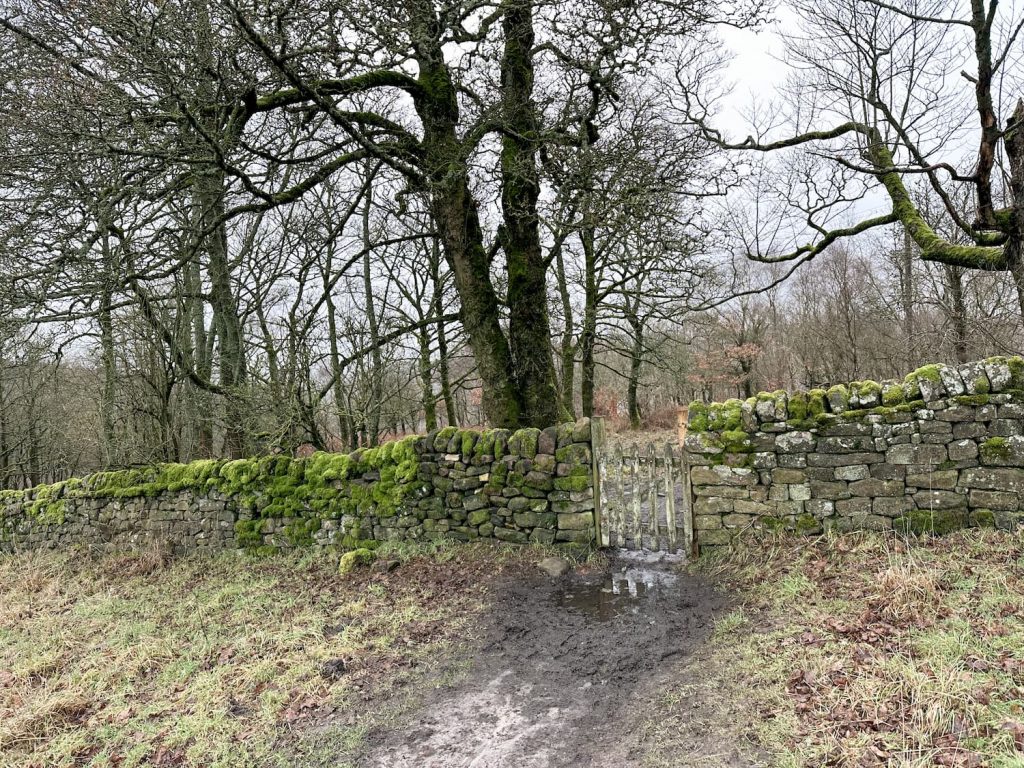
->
<box><xmin>687</xmin><ymin>359</ymin><xmax>1024</xmax><ymax>551</ymax></box>
<box><xmin>1</xmin><ymin>420</ymin><xmax>595</xmax><ymax>554</ymax></box>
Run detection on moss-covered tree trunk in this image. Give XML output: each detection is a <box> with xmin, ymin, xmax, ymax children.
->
<box><xmin>579</xmin><ymin>224</ymin><xmax>598</xmax><ymax>417</ymax></box>
<box><xmin>409</xmin><ymin>4</ymin><xmax>522</xmax><ymax>429</ymax></box>
<box><xmin>1004</xmin><ymin>99</ymin><xmax>1024</xmax><ymax>323</ymax></box>
<box><xmin>98</xmin><ymin>228</ymin><xmax>118</xmax><ymax>466</ymax></box>
<box><xmin>499</xmin><ymin>0</ymin><xmax>559</xmax><ymax>427</ymax></box>
<box><xmin>553</xmin><ymin>241</ymin><xmax>576</xmax><ymax>418</ymax></box>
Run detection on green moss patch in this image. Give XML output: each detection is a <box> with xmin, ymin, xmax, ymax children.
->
<box><xmin>5</xmin><ymin>437</ymin><xmax>424</xmax><ymax>539</ymax></box>
<box><xmin>894</xmin><ymin>509</ymin><xmax>968</xmax><ymax>536</ymax></box>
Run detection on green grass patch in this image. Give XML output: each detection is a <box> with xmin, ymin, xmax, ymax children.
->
<box><xmin>0</xmin><ymin>543</ymin><xmax>530</xmax><ymax>767</ymax></box>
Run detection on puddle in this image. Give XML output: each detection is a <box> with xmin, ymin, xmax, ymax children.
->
<box><xmin>556</xmin><ymin>562</ymin><xmax>679</xmax><ymax>621</ymax></box>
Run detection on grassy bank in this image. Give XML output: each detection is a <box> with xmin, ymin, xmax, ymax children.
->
<box><xmin>0</xmin><ymin>542</ymin><xmax>530</xmax><ymax>768</ymax></box>
<box><xmin>683</xmin><ymin>530</ymin><xmax>1024</xmax><ymax>767</ymax></box>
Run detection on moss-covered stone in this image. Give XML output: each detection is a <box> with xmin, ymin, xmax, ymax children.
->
<box><xmin>981</xmin><ymin>437</ymin><xmax>1012</xmax><ymax>461</ymax></box>
<box><xmin>235</xmin><ymin>519</ymin><xmax>265</xmax><ymax>548</ymax></box>
<box><xmin>969</xmin><ymin>508</ymin><xmax>996</xmax><ymax>528</ymax></box>
<box><xmin>473</xmin><ymin>431</ymin><xmax>496</xmax><ymax>459</ymax></box>
<box><xmin>433</xmin><ymin>426</ymin><xmax>458</xmax><ymax>451</ymax></box>
<box><xmin>460</xmin><ymin>430</ymin><xmax>479</xmax><ymax>457</ymax></box>
<box><xmin>856</xmin><ymin>380</ymin><xmax>882</xmax><ymax>406</ymax></box>
<box><xmin>788</xmin><ymin>391</ymin><xmax>808</xmax><ymax>421</ymax></box>
<box><xmin>720</xmin><ymin>429</ymin><xmax>753</xmax><ymax>454</ymax></box>
<box><xmin>908</xmin><ymin>363</ymin><xmax>943</xmax><ymax>384</ymax></box>
<box><xmin>338</xmin><ymin>547</ymin><xmax>375</xmax><ymax>575</ymax></box>
<box><xmin>709</xmin><ymin>399</ymin><xmax>745</xmax><ymax>431</ymax></box>
<box><xmin>1008</xmin><ymin>356</ymin><xmax>1024</xmax><ymax>389</ymax></box>
<box><xmin>688</xmin><ymin>402</ymin><xmax>710</xmax><ymax>432</ymax></box>
<box><xmin>881</xmin><ymin>383</ymin><xmax>905</xmax><ymax>407</ymax></box>
<box><xmin>795</xmin><ymin>513</ymin><xmax>821</xmax><ymax>534</ymax></box>
<box><xmin>553</xmin><ymin>474</ymin><xmax>591</xmax><ymax>492</ymax></box>
<box><xmin>508</xmin><ymin>428</ymin><xmax>541</xmax><ymax>458</ymax></box>
<box><xmin>955</xmin><ymin>394</ymin><xmax>990</xmax><ymax>406</ymax></box>
<box><xmin>826</xmin><ymin>384</ymin><xmax>849</xmax><ymax>413</ymax></box>
<box><xmin>894</xmin><ymin>509</ymin><xmax>968</xmax><ymax>536</ymax></box>
<box><xmin>773</xmin><ymin>390</ymin><xmax>788</xmax><ymax>421</ymax></box>
<box><xmin>807</xmin><ymin>389</ymin><xmax>827</xmax><ymax>417</ymax></box>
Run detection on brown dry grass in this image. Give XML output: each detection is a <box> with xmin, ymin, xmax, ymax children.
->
<box><xmin>690</xmin><ymin>529</ymin><xmax>1024</xmax><ymax>768</ymax></box>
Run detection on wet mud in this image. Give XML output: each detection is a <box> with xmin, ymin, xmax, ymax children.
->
<box><xmin>361</xmin><ymin>553</ymin><xmax>731</xmax><ymax>768</ymax></box>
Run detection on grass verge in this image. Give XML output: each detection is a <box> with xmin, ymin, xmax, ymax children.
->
<box><xmin>685</xmin><ymin>530</ymin><xmax>1024</xmax><ymax>767</ymax></box>
<box><xmin>0</xmin><ymin>540</ymin><xmax>535</xmax><ymax>767</ymax></box>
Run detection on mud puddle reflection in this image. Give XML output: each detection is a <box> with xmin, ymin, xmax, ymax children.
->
<box><xmin>556</xmin><ymin>561</ymin><xmax>679</xmax><ymax>621</ymax></box>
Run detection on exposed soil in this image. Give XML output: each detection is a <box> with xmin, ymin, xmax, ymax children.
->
<box><xmin>361</xmin><ymin>553</ymin><xmax>732</xmax><ymax>768</ymax></box>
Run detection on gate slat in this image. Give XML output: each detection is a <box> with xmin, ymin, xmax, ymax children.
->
<box><xmin>614</xmin><ymin>443</ymin><xmax>625</xmax><ymax>548</ymax></box>
<box><xmin>665</xmin><ymin>444</ymin><xmax>677</xmax><ymax>552</ymax></box>
<box><xmin>647</xmin><ymin>442</ymin><xmax>658</xmax><ymax>547</ymax></box>
<box><xmin>631</xmin><ymin>447</ymin><xmax>642</xmax><ymax>547</ymax></box>
<box><xmin>682</xmin><ymin>450</ymin><xmax>694</xmax><ymax>557</ymax></box>
<box><xmin>590</xmin><ymin>417</ymin><xmax>692</xmax><ymax>556</ymax></box>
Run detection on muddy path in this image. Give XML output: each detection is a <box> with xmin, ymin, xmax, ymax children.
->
<box><xmin>360</xmin><ymin>554</ymin><xmax>732</xmax><ymax>768</ymax></box>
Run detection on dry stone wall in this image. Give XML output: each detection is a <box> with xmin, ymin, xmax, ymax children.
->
<box><xmin>685</xmin><ymin>357</ymin><xmax>1024</xmax><ymax>551</ymax></box>
<box><xmin>0</xmin><ymin>420</ymin><xmax>595</xmax><ymax>554</ymax></box>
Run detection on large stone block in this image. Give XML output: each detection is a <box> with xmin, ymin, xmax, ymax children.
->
<box><xmin>905</xmin><ymin>470</ymin><xmax>959</xmax><ymax>490</ymax></box>
<box><xmin>513</xmin><ymin>511</ymin><xmax>556</xmax><ymax>529</ymax></box>
<box><xmin>734</xmin><ymin>499</ymin><xmax>772</xmax><ymax>515</ymax></box>
<box><xmin>494</xmin><ymin>527</ymin><xmax>529</xmax><ymax>543</ymax></box>
<box><xmin>772</xmin><ymin>468</ymin><xmax>807</xmax><ymax>484</ymax></box>
<box><xmin>808</xmin><ymin>480</ymin><xmax>849</xmax><ymax>500</ymax></box>
<box><xmin>980</xmin><ymin>435</ymin><xmax>1024</xmax><ymax>467</ymax></box>
<box><xmin>935</xmin><ymin>405</ymin><xmax>977</xmax><ymax>422</ymax></box>
<box><xmin>948</xmin><ymin>440</ymin><xmax>979</xmax><ymax>461</ymax></box>
<box><xmin>886</xmin><ymin>444</ymin><xmax>947</xmax><ymax>466</ymax></box>
<box><xmin>984</xmin><ymin>359</ymin><xmax>1013</xmax><ymax>391</ymax></box>
<box><xmin>819</xmin><ymin>422</ymin><xmax>872</xmax><ymax>437</ymax></box>
<box><xmin>537</xmin><ymin>426</ymin><xmax>559</xmax><ymax>456</ymax></box>
<box><xmin>557</xmin><ymin>512</ymin><xmax>594</xmax><ymax>530</ymax></box>
<box><xmin>834</xmin><ymin>465</ymin><xmax>870</xmax><ymax>481</ymax></box>
<box><xmin>807</xmin><ymin>452</ymin><xmax>883</xmax><ymax>467</ymax></box>
<box><xmin>961</xmin><ymin>466</ymin><xmax>1024</xmax><ymax>491</ymax></box>
<box><xmin>835</xmin><ymin>497</ymin><xmax>872</xmax><ymax>516</ymax></box>
<box><xmin>968</xmin><ymin>489</ymin><xmax>1018</xmax><ymax>510</ymax></box>
<box><xmin>873</xmin><ymin>496</ymin><xmax>914</xmax><ymax>517</ymax></box>
<box><xmin>691</xmin><ymin>465</ymin><xmax>757</xmax><ymax>486</ymax></box>
<box><xmin>990</xmin><ymin>420</ymin><xmax>1024</xmax><ymax>437</ymax></box>
<box><xmin>913</xmin><ymin>489</ymin><xmax>968</xmax><ymax>510</ymax></box>
<box><xmin>697</xmin><ymin>528</ymin><xmax>733</xmax><ymax>547</ymax></box>
<box><xmin>776</xmin><ymin>431</ymin><xmax>815</xmax><ymax>453</ymax></box>
<box><xmin>805</xmin><ymin>499</ymin><xmax>835</xmax><ymax>517</ymax></box>
<box><xmin>692</xmin><ymin>485</ymin><xmax>750</xmax><ymax>499</ymax></box>
<box><xmin>818</xmin><ymin>436</ymin><xmax>875</xmax><ymax>453</ymax></box>
<box><xmin>694</xmin><ymin>496</ymin><xmax>734</xmax><ymax>514</ymax></box>
<box><xmin>848</xmin><ymin>478</ymin><xmax>905</xmax><ymax>497</ymax></box>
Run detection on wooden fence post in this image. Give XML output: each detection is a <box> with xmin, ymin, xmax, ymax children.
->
<box><xmin>591</xmin><ymin>417</ymin><xmax>606</xmax><ymax>548</ymax></box>
<box><xmin>682</xmin><ymin>445</ymin><xmax>696</xmax><ymax>558</ymax></box>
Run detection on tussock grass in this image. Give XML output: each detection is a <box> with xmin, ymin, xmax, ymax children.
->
<box><xmin>0</xmin><ymin>542</ymin><xmax>529</xmax><ymax>767</ymax></box>
<box><xmin>692</xmin><ymin>529</ymin><xmax>1024</xmax><ymax>767</ymax></box>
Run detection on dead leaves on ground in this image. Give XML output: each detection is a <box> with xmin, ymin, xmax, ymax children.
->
<box><xmin>713</xmin><ymin>531</ymin><xmax>1024</xmax><ymax>766</ymax></box>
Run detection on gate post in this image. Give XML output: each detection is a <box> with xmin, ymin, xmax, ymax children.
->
<box><xmin>591</xmin><ymin>416</ymin><xmax>606</xmax><ymax>548</ymax></box>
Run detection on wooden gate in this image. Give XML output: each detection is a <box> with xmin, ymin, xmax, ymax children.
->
<box><xmin>591</xmin><ymin>418</ymin><xmax>694</xmax><ymax>554</ymax></box>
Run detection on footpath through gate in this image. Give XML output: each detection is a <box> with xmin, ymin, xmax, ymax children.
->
<box><xmin>590</xmin><ymin>417</ymin><xmax>695</xmax><ymax>555</ymax></box>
